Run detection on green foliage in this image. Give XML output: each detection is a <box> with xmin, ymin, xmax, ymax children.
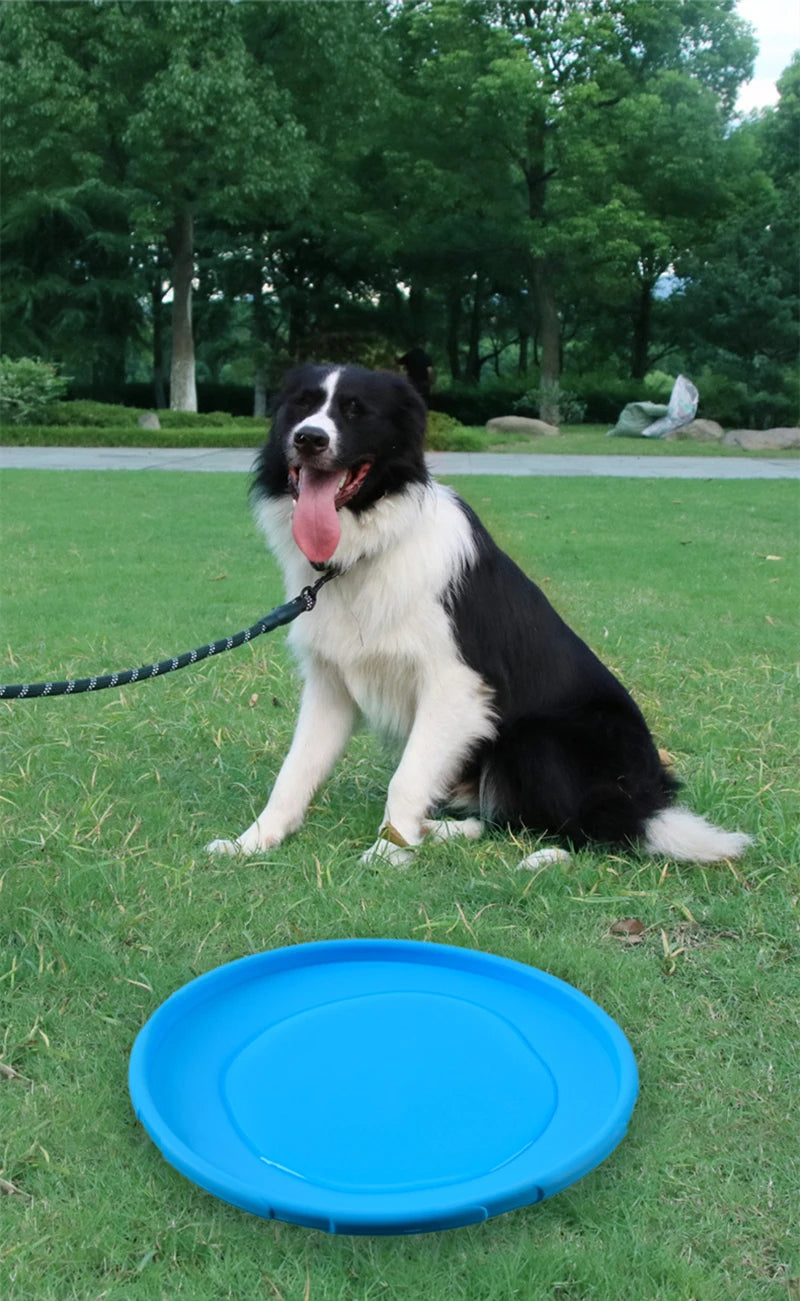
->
<box><xmin>513</xmin><ymin>381</ymin><xmax>588</xmax><ymax>425</ymax></box>
<box><xmin>0</xmin><ymin>0</ymin><xmax>789</xmax><ymax>422</ymax></box>
<box><xmin>0</xmin><ymin>356</ymin><xmax>68</xmax><ymax>424</ymax></box>
<box><xmin>424</xmin><ymin>409</ymin><xmax>484</xmax><ymax>452</ymax></box>
<box><xmin>432</xmin><ymin>382</ymin><xmax>533</xmax><ymax>427</ymax></box>
<box><xmin>642</xmin><ymin>370</ymin><xmax>677</xmax><ymax>399</ymax></box>
<box><xmin>46</xmin><ymin>399</ymin><xmax>145</xmax><ymax>427</ymax></box>
<box><xmin>0</xmin><ymin>425</ymin><xmax>265</xmax><ymax>450</ymax></box>
<box><xmin>156</xmin><ymin>410</ymin><xmax>237</xmax><ymax>430</ymax></box>
<box><xmin>564</xmin><ymin>374</ymin><xmax>647</xmax><ymax>425</ymax></box>
<box><xmin>44</xmin><ymin>400</ymin><xmax>268</xmax><ymax>432</ymax></box>
<box><xmin>692</xmin><ymin>367</ymin><xmax>799</xmax><ymax>430</ymax></box>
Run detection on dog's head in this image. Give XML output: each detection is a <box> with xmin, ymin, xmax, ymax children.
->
<box><xmin>254</xmin><ymin>363</ymin><xmax>428</xmax><ymax>565</ymax></box>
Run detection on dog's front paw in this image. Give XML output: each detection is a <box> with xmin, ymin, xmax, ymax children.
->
<box><xmin>205</xmin><ymin>820</ymin><xmax>282</xmax><ymax>858</ymax></box>
<box><xmin>205</xmin><ymin>837</ymin><xmax>243</xmax><ymax>857</ymax></box>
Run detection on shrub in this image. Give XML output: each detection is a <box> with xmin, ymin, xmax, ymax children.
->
<box><xmin>42</xmin><ymin>400</ymin><xmax>267</xmax><ymax>433</ymax></box>
<box><xmin>0</xmin><ymin>357</ymin><xmax>69</xmax><ymax>425</ymax></box>
<box><xmin>425</xmin><ymin>409</ymin><xmax>485</xmax><ymax>451</ymax></box>
<box><xmin>157</xmin><ymin>410</ymin><xmax>266</xmax><ymax>431</ymax></box>
<box><xmin>692</xmin><ymin>366</ymin><xmax>799</xmax><ymax>429</ymax></box>
<box><xmin>158</xmin><ymin>409</ymin><xmax>235</xmax><ymax>429</ymax></box>
<box><xmin>434</xmin><ymin>373</ymin><xmax>667</xmax><ymax>427</ymax></box>
<box><xmin>0</xmin><ymin>424</ymin><xmax>263</xmax><ymax>449</ymax></box>
<box><xmin>47</xmin><ymin>399</ymin><xmax>145</xmax><ymax>426</ymax></box>
<box><xmin>512</xmin><ymin>381</ymin><xmax>587</xmax><ymax>424</ymax></box>
<box><xmin>430</xmin><ymin>382</ymin><xmax>532</xmax><ymax>426</ymax></box>
<box><xmin>643</xmin><ymin>371</ymin><xmax>676</xmax><ymax>402</ymax></box>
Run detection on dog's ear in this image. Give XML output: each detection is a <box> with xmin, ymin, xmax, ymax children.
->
<box><xmin>390</xmin><ymin>373</ymin><xmax>428</xmax><ymax>442</ymax></box>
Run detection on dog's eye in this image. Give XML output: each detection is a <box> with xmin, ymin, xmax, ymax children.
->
<box><xmin>342</xmin><ymin>398</ymin><xmax>364</xmax><ymax>420</ymax></box>
<box><xmin>294</xmin><ymin>390</ymin><xmax>319</xmax><ymax>415</ymax></box>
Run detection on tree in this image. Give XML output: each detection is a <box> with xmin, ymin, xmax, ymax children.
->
<box><xmin>380</xmin><ymin>1</ymin><xmax>755</xmax><ymax>413</ymax></box>
<box><xmin>373</xmin><ymin>3</ymin><xmax>534</xmax><ymax>382</ymax></box>
<box><xmin>592</xmin><ymin>70</ymin><xmax>751</xmax><ymax>378</ymax></box>
<box><xmin>666</xmin><ymin>56</ymin><xmax>799</xmax><ymax>425</ymax></box>
<box><xmin>1</xmin><ymin>0</ymin><xmax>313</xmax><ymax>409</ymax></box>
<box><xmin>0</xmin><ymin>2</ymin><xmax>141</xmax><ymax>387</ymax></box>
<box><xmin>1</xmin><ymin>0</ymin><xmax>768</xmax><ymax>413</ymax></box>
<box><xmin>118</xmin><ymin>1</ymin><xmax>311</xmax><ymax>410</ymax></box>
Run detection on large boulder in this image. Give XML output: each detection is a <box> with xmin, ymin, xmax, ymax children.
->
<box><xmin>722</xmin><ymin>427</ymin><xmax>800</xmax><ymax>450</ymax></box>
<box><xmin>664</xmin><ymin>418</ymin><xmax>724</xmax><ymax>442</ymax></box>
<box><xmin>137</xmin><ymin>411</ymin><xmax>161</xmax><ymax>430</ymax></box>
<box><xmin>486</xmin><ymin>415</ymin><xmax>560</xmax><ymax>437</ymax></box>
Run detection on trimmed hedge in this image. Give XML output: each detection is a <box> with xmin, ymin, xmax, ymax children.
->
<box><xmin>1</xmin><ymin>406</ymin><xmax>481</xmax><ymax>454</ymax></box>
<box><xmin>0</xmin><ymin>425</ymin><xmax>264</xmax><ymax>449</ymax></box>
<box><xmin>47</xmin><ymin>399</ymin><xmax>148</xmax><ymax>427</ymax></box>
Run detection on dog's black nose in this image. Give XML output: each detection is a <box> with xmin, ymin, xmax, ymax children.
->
<box><xmin>293</xmin><ymin>427</ymin><xmax>330</xmax><ymax>454</ymax></box>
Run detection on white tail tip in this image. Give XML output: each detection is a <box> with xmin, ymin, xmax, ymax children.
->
<box><xmin>644</xmin><ymin>807</ymin><xmax>752</xmax><ymax>863</ymax></box>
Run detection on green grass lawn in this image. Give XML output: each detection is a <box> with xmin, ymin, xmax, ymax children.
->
<box><xmin>1</xmin><ymin>470</ymin><xmax>798</xmax><ymax>1301</ymax></box>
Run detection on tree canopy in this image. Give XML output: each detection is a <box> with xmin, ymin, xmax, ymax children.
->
<box><xmin>1</xmin><ymin>0</ymin><xmax>796</xmax><ymax>424</ymax></box>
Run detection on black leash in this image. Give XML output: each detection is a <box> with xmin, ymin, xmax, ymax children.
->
<box><xmin>0</xmin><ymin>571</ymin><xmax>335</xmax><ymax>701</ymax></box>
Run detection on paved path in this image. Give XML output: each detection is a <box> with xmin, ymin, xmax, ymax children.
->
<box><xmin>1</xmin><ymin>445</ymin><xmax>798</xmax><ymax>479</ymax></box>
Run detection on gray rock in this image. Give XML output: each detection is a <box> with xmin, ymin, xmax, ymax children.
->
<box><xmin>486</xmin><ymin>415</ymin><xmax>560</xmax><ymax>437</ymax></box>
<box><xmin>722</xmin><ymin>427</ymin><xmax>799</xmax><ymax>450</ymax></box>
<box><xmin>664</xmin><ymin>418</ymin><xmax>725</xmax><ymax>442</ymax></box>
<box><xmin>137</xmin><ymin>411</ymin><xmax>161</xmax><ymax>431</ymax></box>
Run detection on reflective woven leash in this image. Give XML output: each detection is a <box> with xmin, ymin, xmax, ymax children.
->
<box><xmin>0</xmin><ymin>571</ymin><xmax>335</xmax><ymax>701</ymax></box>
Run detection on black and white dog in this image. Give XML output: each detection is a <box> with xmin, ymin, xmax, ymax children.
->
<box><xmin>208</xmin><ymin>363</ymin><xmax>750</xmax><ymax>866</ymax></box>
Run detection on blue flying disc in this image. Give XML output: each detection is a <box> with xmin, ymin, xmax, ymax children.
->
<box><xmin>129</xmin><ymin>939</ymin><xmax>637</xmax><ymax>1235</ymax></box>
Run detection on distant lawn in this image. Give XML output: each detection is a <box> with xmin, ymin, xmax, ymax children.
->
<box><xmin>1</xmin><ymin>470</ymin><xmax>797</xmax><ymax>1301</ymax></box>
<box><xmin>2</xmin><ymin>418</ymin><xmax>797</xmax><ymax>457</ymax></box>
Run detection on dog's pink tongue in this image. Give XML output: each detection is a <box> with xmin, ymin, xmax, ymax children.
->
<box><xmin>292</xmin><ymin>466</ymin><xmax>342</xmax><ymax>563</ymax></box>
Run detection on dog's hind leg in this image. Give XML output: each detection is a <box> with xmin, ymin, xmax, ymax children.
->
<box><xmin>361</xmin><ymin>816</ymin><xmax>484</xmax><ymax>868</ymax></box>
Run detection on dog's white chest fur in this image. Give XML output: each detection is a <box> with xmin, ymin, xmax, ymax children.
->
<box><xmin>256</xmin><ymin>481</ymin><xmax>491</xmax><ymax>741</ymax></box>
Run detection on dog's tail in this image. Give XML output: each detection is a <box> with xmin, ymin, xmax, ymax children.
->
<box><xmin>644</xmin><ymin>807</ymin><xmax>752</xmax><ymax>863</ymax></box>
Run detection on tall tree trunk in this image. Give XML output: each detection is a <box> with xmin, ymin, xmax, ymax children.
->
<box><xmin>152</xmin><ymin>279</ymin><xmax>167</xmax><ymax>409</ymax></box>
<box><xmin>445</xmin><ymin>286</ymin><xmax>462</xmax><ymax>381</ymax></box>
<box><xmin>532</xmin><ymin>256</ymin><xmax>561</xmax><ymax>423</ymax></box>
<box><xmin>251</xmin><ymin>262</ymin><xmax>268</xmax><ymax>418</ymax></box>
<box><xmin>253</xmin><ymin>367</ymin><xmax>267</xmax><ymax>419</ymax></box>
<box><xmin>523</xmin><ymin>125</ymin><xmax>561</xmax><ymax>418</ymax></box>
<box><xmin>288</xmin><ymin>290</ymin><xmax>304</xmax><ymax>361</ymax></box>
<box><xmin>532</xmin><ymin>257</ymin><xmax>560</xmax><ymax>384</ymax></box>
<box><xmin>466</xmin><ymin>275</ymin><xmax>483</xmax><ymax>384</ymax></box>
<box><xmin>630</xmin><ymin>279</ymin><xmax>652</xmax><ymax>380</ymax></box>
<box><xmin>408</xmin><ymin>280</ymin><xmax>426</xmax><ymax>344</ymax></box>
<box><xmin>167</xmin><ymin>210</ymin><xmax>197</xmax><ymax>412</ymax></box>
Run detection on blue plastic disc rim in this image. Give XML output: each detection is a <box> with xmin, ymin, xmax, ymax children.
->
<box><xmin>129</xmin><ymin>939</ymin><xmax>638</xmax><ymax>1235</ymax></box>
